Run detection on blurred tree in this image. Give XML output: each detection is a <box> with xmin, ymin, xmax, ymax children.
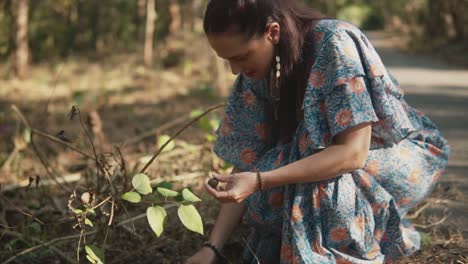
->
<box><xmin>14</xmin><ymin>0</ymin><xmax>29</xmax><ymax>79</ymax></box>
<box><xmin>144</xmin><ymin>0</ymin><xmax>156</xmax><ymax>67</ymax></box>
<box><xmin>169</xmin><ymin>0</ymin><xmax>181</xmax><ymax>34</ymax></box>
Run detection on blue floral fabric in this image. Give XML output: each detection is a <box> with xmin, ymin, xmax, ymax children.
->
<box><xmin>213</xmin><ymin>19</ymin><xmax>449</xmax><ymax>264</ymax></box>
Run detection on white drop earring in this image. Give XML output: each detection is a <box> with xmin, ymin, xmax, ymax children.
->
<box><xmin>275</xmin><ymin>55</ymin><xmax>281</xmax><ymax>89</ymax></box>
<box><xmin>269</xmin><ymin>50</ymin><xmax>281</xmax><ymax>120</ymax></box>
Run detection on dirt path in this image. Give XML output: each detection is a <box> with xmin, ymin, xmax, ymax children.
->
<box><xmin>368</xmin><ymin>31</ymin><xmax>468</xmax><ymax>237</ymax></box>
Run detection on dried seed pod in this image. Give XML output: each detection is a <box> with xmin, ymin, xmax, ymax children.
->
<box><xmin>208</xmin><ymin>177</ymin><xmax>219</xmax><ymax>189</ymax></box>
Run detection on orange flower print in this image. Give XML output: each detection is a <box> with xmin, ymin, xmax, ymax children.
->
<box><xmin>408</xmin><ymin>169</ymin><xmax>420</xmax><ymax>184</ymax></box>
<box><xmin>219</xmin><ymin>116</ymin><xmax>232</xmax><ymax>136</ymax></box>
<box><xmin>399</xmin><ymin>147</ymin><xmax>411</xmax><ymax>160</ymax></box>
<box><xmin>374</xmin><ymin>229</ymin><xmax>384</xmax><ymax>242</ymax></box>
<box><xmin>269</xmin><ymin>192</ymin><xmax>284</xmax><ymax>208</ymax></box>
<box><xmin>319</xmin><ymin>100</ymin><xmax>327</xmax><ymax>113</ymax></box>
<box><xmin>369</xmin><ymin>63</ymin><xmax>384</xmax><ymax>77</ymax></box>
<box><xmin>281</xmin><ymin>244</ymin><xmax>293</xmax><ymax>262</ymax></box>
<box><xmin>370</xmin><ymin>203</ymin><xmax>385</xmax><ymax>215</ymax></box>
<box><xmin>336</xmin><ymin>109</ymin><xmax>353</xmax><ymax>127</ymax></box>
<box><xmin>353</xmin><ymin>216</ymin><xmax>365</xmax><ymax>234</ymax></box>
<box><xmin>359</xmin><ymin>174</ymin><xmax>373</xmax><ymax>188</ymax></box>
<box><xmin>255</xmin><ymin>123</ymin><xmax>268</xmax><ymax>139</ymax></box>
<box><xmin>309</xmin><ymin>70</ymin><xmax>325</xmax><ymax>88</ymax></box>
<box><xmin>273</xmin><ymin>151</ymin><xmax>283</xmax><ymax>166</ymax></box>
<box><xmin>398</xmin><ymin>197</ymin><xmax>412</xmax><ymax>206</ymax></box>
<box><xmin>349</xmin><ymin>78</ymin><xmax>365</xmax><ymax>94</ymax></box>
<box><xmin>364</xmin><ymin>160</ymin><xmax>380</xmax><ymax>176</ymax></box>
<box><xmin>240</xmin><ymin>148</ymin><xmax>256</xmax><ymax>165</ymax></box>
<box><xmin>243</xmin><ymin>90</ymin><xmax>256</xmax><ymax>107</ymax></box>
<box><xmin>312</xmin><ymin>239</ymin><xmax>326</xmax><ymax>256</ymax></box>
<box><xmin>314</xmin><ymin>31</ymin><xmax>325</xmax><ymax>43</ymax></box>
<box><xmin>336</xmin><ymin>258</ymin><xmax>353</xmax><ymax>264</ymax></box>
<box><xmin>330</xmin><ymin>227</ymin><xmax>348</xmax><ymax>241</ymax></box>
<box><xmin>366</xmin><ymin>242</ymin><xmax>381</xmax><ymax>259</ymax></box>
<box><xmin>291</xmin><ymin>204</ymin><xmax>304</xmax><ymax>223</ymax></box>
<box><xmin>428</xmin><ymin>145</ymin><xmax>443</xmax><ymax>156</ymax></box>
<box><xmin>299</xmin><ymin>133</ymin><xmax>308</xmax><ymax>154</ymax></box>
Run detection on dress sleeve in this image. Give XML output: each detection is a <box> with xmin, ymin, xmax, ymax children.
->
<box><xmin>303</xmin><ymin>26</ymin><xmax>416</xmax><ymax>150</ymax></box>
<box><xmin>213</xmin><ymin>74</ymin><xmax>273</xmax><ymax>171</ymax></box>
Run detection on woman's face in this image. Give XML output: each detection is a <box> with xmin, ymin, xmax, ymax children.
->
<box><xmin>207</xmin><ymin>25</ymin><xmax>279</xmax><ymax>80</ymax></box>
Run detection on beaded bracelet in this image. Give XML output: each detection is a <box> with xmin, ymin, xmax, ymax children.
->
<box><xmin>256</xmin><ymin>170</ymin><xmax>264</xmax><ymax>191</ymax></box>
<box><xmin>202</xmin><ymin>241</ymin><xmax>228</xmax><ymax>263</ymax></box>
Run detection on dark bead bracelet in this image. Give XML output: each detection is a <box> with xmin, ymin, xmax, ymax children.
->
<box><xmin>202</xmin><ymin>241</ymin><xmax>228</xmax><ymax>263</ymax></box>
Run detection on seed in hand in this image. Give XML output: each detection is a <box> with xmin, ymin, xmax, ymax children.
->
<box><xmin>208</xmin><ymin>177</ymin><xmax>219</xmax><ymax>189</ymax></box>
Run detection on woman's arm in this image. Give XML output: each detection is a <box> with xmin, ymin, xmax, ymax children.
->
<box><xmin>207</xmin><ymin>166</ymin><xmax>246</xmax><ymax>248</ymax></box>
<box><xmin>262</xmin><ymin>122</ymin><xmax>372</xmax><ymax>189</ymax></box>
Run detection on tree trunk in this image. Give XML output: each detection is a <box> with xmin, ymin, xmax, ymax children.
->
<box><xmin>136</xmin><ymin>0</ymin><xmax>146</xmax><ymax>42</ymax></box>
<box><xmin>144</xmin><ymin>0</ymin><xmax>156</xmax><ymax>67</ymax></box>
<box><xmin>169</xmin><ymin>0</ymin><xmax>181</xmax><ymax>35</ymax></box>
<box><xmin>14</xmin><ymin>0</ymin><xmax>29</xmax><ymax>79</ymax></box>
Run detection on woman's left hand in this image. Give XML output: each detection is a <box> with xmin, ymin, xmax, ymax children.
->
<box><xmin>205</xmin><ymin>172</ymin><xmax>258</xmax><ymax>203</ymax></box>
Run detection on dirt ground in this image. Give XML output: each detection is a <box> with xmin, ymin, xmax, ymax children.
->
<box><xmin>0</xmin><ymin>30</ymin><xmax>467</xmax><ymax>263</ymax></box>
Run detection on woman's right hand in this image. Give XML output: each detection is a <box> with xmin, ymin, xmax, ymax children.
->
<box><xmin>184</xmin><ymin>247</ymin><xmax>217</xmax><ymax>264</ymax></box>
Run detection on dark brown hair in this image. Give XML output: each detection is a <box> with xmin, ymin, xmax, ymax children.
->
<box><xmin>204</xmin><ymin>0</ymin><xmax>326</xmax><ymax>143</ymax></box>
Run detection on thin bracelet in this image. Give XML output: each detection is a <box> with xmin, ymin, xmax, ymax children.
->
<box><xmin>203</xmin><ymin>241</ymin><xmax>228</xmax><ymax>263</ymax></box>
<box><xmin>256</xmin><ymin>170</ymin><xmax>264</xmax><ymax>191</ymax></box>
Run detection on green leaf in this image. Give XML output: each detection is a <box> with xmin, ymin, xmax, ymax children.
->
<box><xmin>205</xmin><ymin>134</ymin><xmax>215</xmax><ymax>142</ymax></box>
<box><xmin>23</xmin><ymin>128</ymin><xmax>31</xmax><ymax>144</ymax></box>
<box><xmin>209</xmin><ymin>118</ymin><xmax>220</xmax><ymax>131</ymax></box>
<box><xmin>86</xmin><ymin>254</ymin><xmax>98</xmax><ymax>263</ymax></box>
<box><xmin>87</xmin><ymin>209</ymin><xmax>97</xmax><ymax>216</ymax></box>
<box><xmin>85</xmin><ymin>218</ymin><xmax>94</xmax><ymax>227</ymax></box>
<box><xmin>147</xmin><ymin>206</ymin><xmax>167</xmax><ymax>237</ymax></box>
<box><xmin>420</xmin><ymin>231</ymin><xmax>432</xmax><ymax>246</ymax></box>
<box><xmin>178</xmin><ymin>204</ymin><xmax>204</xmax><ymax>235</ymax></box>
<box><xmin>29</xmin><ymin>222</ymin><xmax>41</xmax><ymax>235</ymax></box>
<box><xmin>157</xmin><ymin>187</ymin><xmax>179</xmax><ymax>197</ymax></box>
<box><xmin>156</xmin><ymin>181</ymin><xmax>173</xmax><ymax>190</ymax></box>
<box><xmin>198</xmin><ymin>118</ymin><xmax>212</xmax><ymax>133</ymax></box>
<box><xmin>189</xmin><ymin>109</ymin><xmax>203</xmax><ymax>118</ymax></box>
<box><xmin>121</xmin><ymin>191</ymin><xmax>141</xmax><ymax>203</ymax></box>
<box><xmin>74</xmin><ymin>209</ymin><xmax>83</xmax><ymax>214</ymax></box>
<box><xmin>182</xmin><ymin>188</ymin><xmax>201</xmax><ymax>203</ymax></box>
<box><xmin>132</xmin><ymin>173</ymin><xmax>153</xmax><ymax>195</ymax></box>
<box><xmin>157</xmin><ymin>134</ymin><xmax>175</xmax><ymax>152</ymax></box>
<box><xmin>85</xmin><ymin>245</ymin><xmax>104</xmax><ymax>264</ymax></box>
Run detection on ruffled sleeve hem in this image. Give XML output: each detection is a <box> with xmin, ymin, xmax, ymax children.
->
<box><xmin>303</xmin><ymin>25</ymin><xmax>416</xmax><ymax>150</ymax></box>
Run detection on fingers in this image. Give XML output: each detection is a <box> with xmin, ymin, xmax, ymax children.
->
<box><xmin>205</xmin><ymin>181</ymin><xmax>240</xmax><ymax>203</ymax></box>
<box><xmin>211</xmin><ymin>173</ymin><xmax>232</xmax><ymax>183</ymax></box>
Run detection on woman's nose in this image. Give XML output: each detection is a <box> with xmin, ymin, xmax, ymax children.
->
<box><xmin>229</xmin><ymin>61</ymin><xmax>242</xmax><ymax>75</ymax></box>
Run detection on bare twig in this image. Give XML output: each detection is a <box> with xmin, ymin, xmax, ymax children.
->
<box><xmin>0</xmin><ymin>193</ymin><xmax>44</xmax><ymax>225</ymax></box>
<box><xmin>0</xmin><ymin>204</ymin><xmax>178</xmax><ymax>264</ymax></box>
<box><xmin>2</xmin><ymin>230</ymin><xmax>74</xmax><ymax>264</ymax></box>
<box><xmin>31</xmin><ymin>128</ymin><xmax>95</xmax><ymax>160</ymax></box>
<box><xmin>406</xmin><ymin>202</ymin><xmax>430</xmax><ymax>220</ymax></box>
<box><xmin>121</xmin><ymin>114</ymin><xmax>191</xmax><ymax>146</ymax></box>
<box><xmin>139</xmin><ymin>103</ymin><xmax>226</xmax><ymax>174</ymax></box>
<box><xmin>149</xmin><ymin>171</ymin><xmax>206</xmax><ymax>186</ymax></box>
<box><xmin>2</xmin><ymin>173</ymin><xmax>81</xmax><ymax>192</ymax></box>
<box><xmin>413</xmin><ymin>214</ymin><xmax>449</xmax><ymax>229</ymax></box>
<box><xmin>10</xmin><ymin>105</ymin><xmax>74</xmax><ymax>192</ymax></box>
<box><xmin>73</xmin><ymin>106</ymin><xmax>101</xmax><ymax>192</ymax></box>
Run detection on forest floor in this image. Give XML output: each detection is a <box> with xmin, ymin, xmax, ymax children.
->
<box><xmin>0</xmin><ymin>30</ymin><xmax>467</xmax><ymax>263</ymax></box>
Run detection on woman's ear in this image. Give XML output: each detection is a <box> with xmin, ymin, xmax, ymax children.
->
<box><xmin>266</xmin><ymin>22</ymin><xmax>280</xmax><ymax>44</ymax></box>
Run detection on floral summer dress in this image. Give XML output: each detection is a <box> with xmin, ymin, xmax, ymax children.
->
<box><xmin>213</xmin><ymin>20</ymin><xmax>449</xmax><ymax>264</ymax></box>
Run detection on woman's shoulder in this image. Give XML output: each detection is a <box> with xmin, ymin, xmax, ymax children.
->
<box><xmin>312</xmin><ymin>19</ymin><xmax>363</xmax><ymax>46</ymax></box>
